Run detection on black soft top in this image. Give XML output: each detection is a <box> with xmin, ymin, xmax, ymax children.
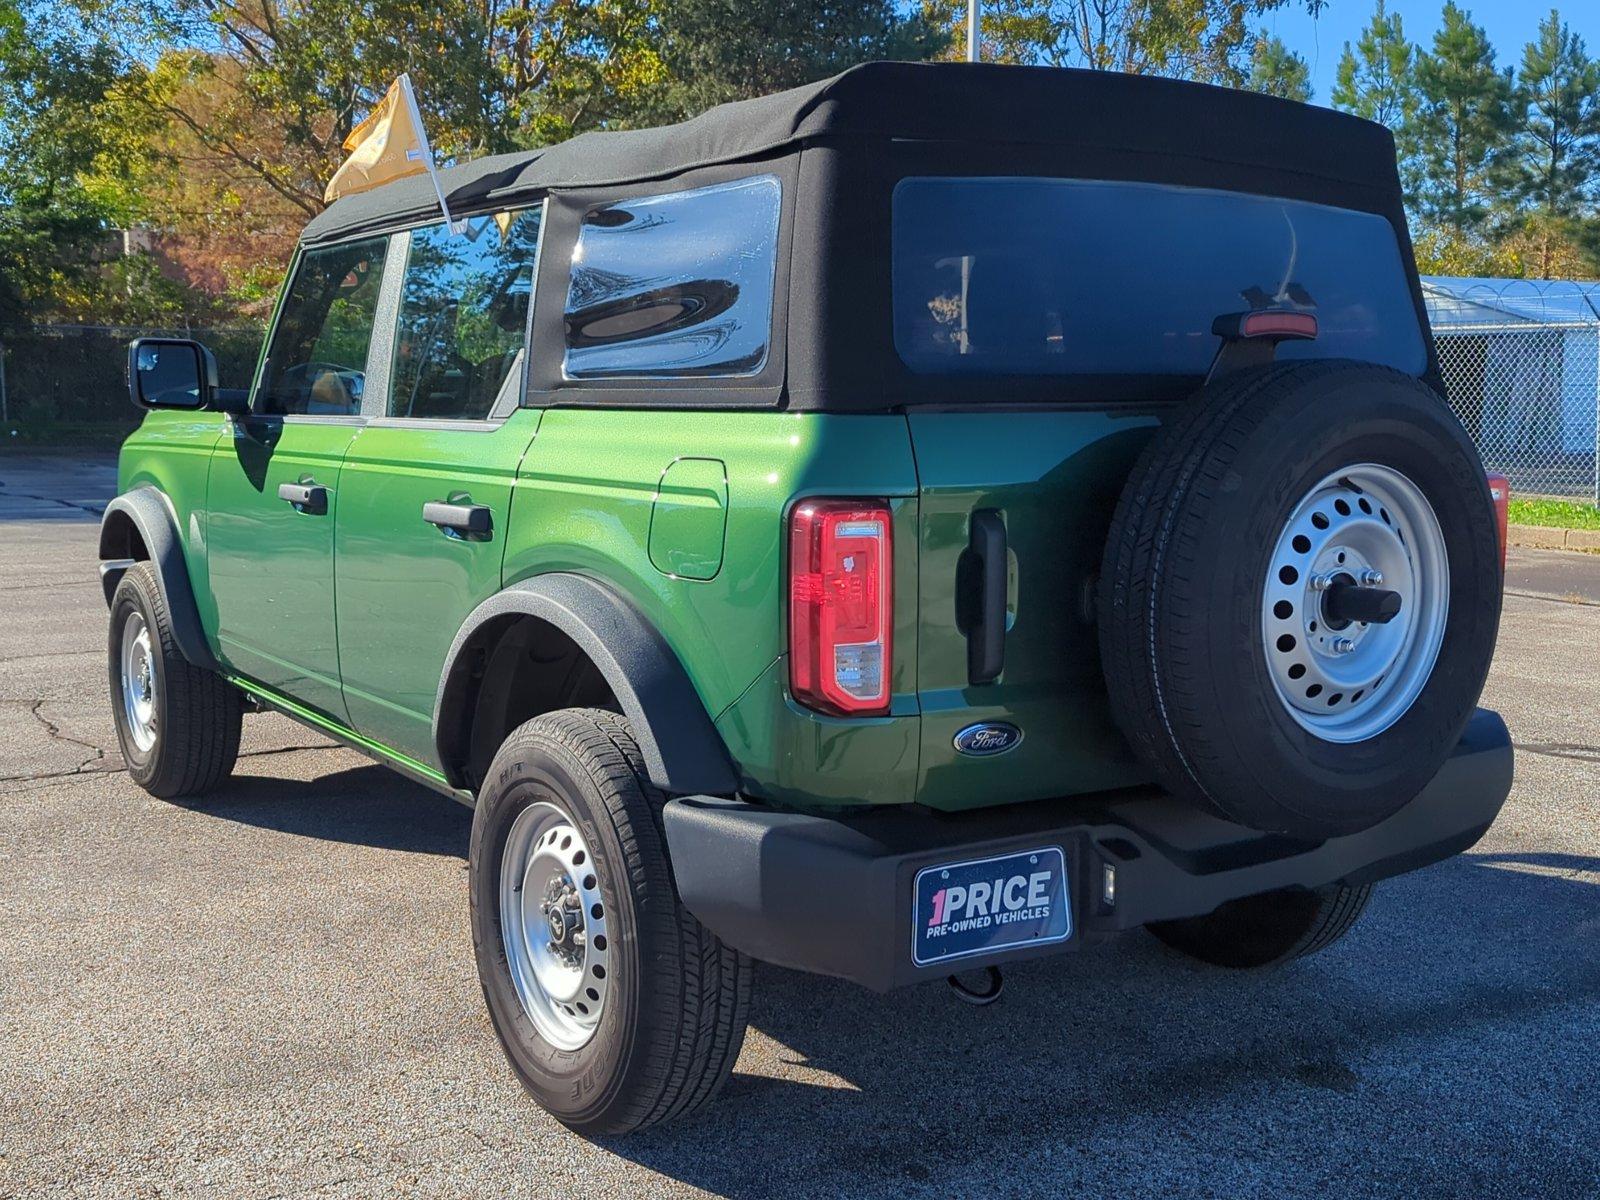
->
<box><xmin>301</xmin><ymin>61</ymin><xmax>1402</xmax><ymax>246</ymax></box>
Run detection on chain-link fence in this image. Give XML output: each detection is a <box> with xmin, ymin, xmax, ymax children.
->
<box><xmin>1422</xmin><ymin>276</ymin><xmax>1600</xmax><ymax>503</ymax></box>
<box><xmin>0</xmin><ymin>324</ymin><xmax>264</xmax><ymax>442</ymax></box>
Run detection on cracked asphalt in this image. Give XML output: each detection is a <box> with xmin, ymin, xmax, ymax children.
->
<box><xmin>2</xmin><ymin>452</ymin><xmax>1597</xmax><ymax>1199</ymax></box>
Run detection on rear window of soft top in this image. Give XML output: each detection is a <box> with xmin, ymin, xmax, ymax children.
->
<box><xmin>893</xmin><ymin>177</ymin><xmax>1427</xmax><ymax>380</ymax></box>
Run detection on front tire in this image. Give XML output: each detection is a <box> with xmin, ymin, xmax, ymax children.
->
<box><xmin>107</xmin><ymin>562</ymin><xmax>241</xmax><ymax>798</ymax></box>
<box><xmin>469</xmin><ymin>709</ymin><xmax>750</xmax><ymax>1134</ymax></box>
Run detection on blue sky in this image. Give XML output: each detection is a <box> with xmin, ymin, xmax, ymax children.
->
<box><xmin>1264</xmin><ymin>1</ymin><xmax>1600</xmax><ymax>107</ymax></box>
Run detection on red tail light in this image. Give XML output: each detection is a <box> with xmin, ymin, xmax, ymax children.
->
<box><xmin>1486</xmin><ymin>472</ymin><xmax>1510</xmax><ymax>568</ymax></box>
<box><xmin>788</xmin><ymin>499</ymin><xmax>892</xmax><ymax>716</ymax></box>
<box><xmin>1239</xmin><ymin>310</ymin><xmax>1319</xmax><ymax>340</ymax></box>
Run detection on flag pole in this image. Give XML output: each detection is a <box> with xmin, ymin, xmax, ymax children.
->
<box><xmin>398</xmin><ymin>73</ymin><xmax>467</xmax><ymax>235</ymax></box>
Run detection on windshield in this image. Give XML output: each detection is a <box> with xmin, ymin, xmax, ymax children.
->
<box><xmin>893</xmin><ymin>177</ymin><xmax>1427</xmax><ymax>379</ymax></box>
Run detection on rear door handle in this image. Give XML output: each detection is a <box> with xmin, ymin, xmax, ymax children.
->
<box><xmin>956</xmin><ymin>509</ymin><xmax>1007</xmax><ymax>685</ymax></box>
<box><xmin>423</xmin><ymin>500</ymin><xmax>492</xmax><ymax>539</ymax></box>
<box><xmin>277</xmin><ymin>482</ymin><xmax>329</xmax><ymax>515</ymax></box>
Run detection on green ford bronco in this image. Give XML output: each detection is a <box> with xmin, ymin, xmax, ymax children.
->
<box><xmin>103</xmin><ymin>63</ymin><xmax>1512</xmax><ymax>1133</ymax></box>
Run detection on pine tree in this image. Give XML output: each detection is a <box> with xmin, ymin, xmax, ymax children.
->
<box><xmin>1509</xmin><ymin>11</ymin><xmax>1600</xmax><ymax>277</ymax></box>
<box><xmin>1513</xmin><ymin>11</ymin><xmax>1600</xmax><ymax>219</ymax></box>
<box><xmin>1411</xmin><ymin>2</ymin><xmax>1516</xmax><ymax>236</ymax></box>
<box><xmin>1331</xmin><ymin>0</ymin><xmax>1415</xmax><ymax>129</ymax></box>
<box><xmin>1247</xmin><ymin>34</ymin><xmax>1312</xmax><ymax>103</ymax></box>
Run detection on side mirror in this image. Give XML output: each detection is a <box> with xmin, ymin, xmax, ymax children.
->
<box><xmin>127</xmin><ymin>338</ymin><xmax>217</xmax><ymax>411</ymax></box>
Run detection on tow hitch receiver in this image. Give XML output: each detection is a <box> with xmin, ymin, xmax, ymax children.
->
<box><xmin>948</xmin><ymin>966</ymin><xmax>1005</xmax><ymax>1005</ymax></box>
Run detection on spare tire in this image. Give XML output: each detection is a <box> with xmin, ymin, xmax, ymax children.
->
<box><xmin>1098</xmin><ymin>360</ymin><xmax>1501</xmax><ymax>838</ymax></box>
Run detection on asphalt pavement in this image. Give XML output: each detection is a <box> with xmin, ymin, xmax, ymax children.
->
<box><xmin>1</xmin><ymin>452</ymin><xmax>1597</xmax><ymax>1199</ymax></box>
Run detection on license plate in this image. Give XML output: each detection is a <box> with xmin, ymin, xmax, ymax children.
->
<box><xmin>912</xmin><ymin>846</ymin><xmax>1072</xmax><ymax>967</ymax></box>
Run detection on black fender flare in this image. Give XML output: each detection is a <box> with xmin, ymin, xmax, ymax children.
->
<box><xmin>98</xmin><ymin>487</ymin><xmax>220</xmax><ymax>672</ymax></box>
<box><xmin>432</xmin><ymin>573</ymin><xmax>738</xmax><ymax>796</ymax></box>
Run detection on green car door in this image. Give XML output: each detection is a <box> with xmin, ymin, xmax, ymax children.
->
<box><xmin>333</xmin><ymin>210</ymin><xmax>544</xmax><ymax>767</ymax></box>
<box><xmin>206</xmin><ymin>236</ymin><xmax>391</xmax><ymax>721</ymax></box>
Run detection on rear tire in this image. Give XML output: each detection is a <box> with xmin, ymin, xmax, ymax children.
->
<box><xmin>1148</xmin><ymin>883</ymin><xmax>1373</xmax><ymax>968</ymax></box>
<box><xmin>469</xmin><ymin>708</ymin><xmax>750</xmax><ymax>1134</ymax></box>
<box><xmin>107</xmin><ymin>562</ymin><xmax>241</xmax><ymax>798</ymax></box>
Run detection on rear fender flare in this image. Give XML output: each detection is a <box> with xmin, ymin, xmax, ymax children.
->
<box><xmin>433</xmin><ymin>573</ymin><xmax>738</xmax><ymax>796</ymax></box>
<box><xmin>98</xmin><ymin>487</ymin><xmax>219</xmax><ymax>671</ymax></box>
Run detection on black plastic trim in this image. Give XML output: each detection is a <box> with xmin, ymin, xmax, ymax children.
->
<box><xmin>662</xmin><ymin>708</ymin><xmax>1513</xmax><ymax>992</ymax></box>
<box><xmin>432</xmin><ymin>573</ymin><xmax>738</xmax><ymax>795</ymax></box>
<box><xmin>97</xmin><ymin>488</ymin><xmax>221</xmax><ymax>671</ymax></box>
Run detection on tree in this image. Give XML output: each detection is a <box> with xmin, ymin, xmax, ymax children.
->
<box><xmin>1508</xmin><ymin>10</ymin><xmax>1600</xmax><ymax>276</ymax></box>
<box><xmin>76</xmin><ymin>0</ymin><xmax>671</xmax><ymax>215</ymax></box>
<box><xmin>1410</xmin><ymin>225</ymin><xmax>1519</xmax><ymax>277</ymax></box>
<box><xmin>44</xmin><ymin>0</ymin><xmax>674</xmax><ymax>312</ymax></box>
<box><xmin>1331</xmin><ymin>0</ymin><xmax>1415</xmax><ymax>129</ymax></box>
<box><xmin>954</xmin><ymin>0</ymin><xmax>1325</xmax><ymax>87</ymax></box>
<box><xmin>1410</xmin><ymin>2</ymin><xmax>1515</xmax><ymax>237</ymax></box>
<box><xmin>643</xmin><ymin>0</ymin><xmax>948</xmax><ymax>121</ymax></box>
<box><xmin>1247</xmin><ymin>34</ymin><xmax>1311</xmax><ymax>102</ymax></box>
<box><xmin>0</xmin><ymin>1</ymin><xmax>136</xmax><ymax>321</ymax></box>
<box><xmin>113</xmin><ymin>54</ymin><xmax>315</xmax><ymax>311</ymax></box>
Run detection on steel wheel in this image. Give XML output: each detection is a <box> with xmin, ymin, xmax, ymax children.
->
<box><xmin>118</xmin><ymin>610</ymin><xmax>158</xmax><ymax>753</ymax></box>
<box><xmin>499</xmin><ymin>801</ymin><xmax>611</xmax><ymax>1051</ymax></box>
<box><xmin>1261</xmin><ymin>463</ymin><xmax>1449</xmax><ymax>743</ymax></box>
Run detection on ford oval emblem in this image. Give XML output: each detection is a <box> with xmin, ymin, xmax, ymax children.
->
<box><xmin>953</xmin><ymin>722</ymin><xmax>1023</xmax><ymax>757</ymax></box>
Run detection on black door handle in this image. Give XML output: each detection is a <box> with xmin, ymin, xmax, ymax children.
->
<box><xmin>423</xmin><ymin>500</ymin><xmax>492</xmax><ymax>538</ymax></box>
<box><xmin>956</xmin><ymin>509</ymin><xmax>1007</xmax><ymax>685</ymax></box>
<box><xmin>277</xmin><ymin>482</ymin><xmax>328</xmax><ymax>515</ymax></box>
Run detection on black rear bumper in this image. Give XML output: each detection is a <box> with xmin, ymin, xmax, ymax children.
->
<box><xmin>661</xmin><ymin>708</ymin><xmax>1513</xmax><ymax>992</ymax></box>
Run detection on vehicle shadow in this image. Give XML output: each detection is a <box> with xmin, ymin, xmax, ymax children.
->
<box><xmin>174</xmin><ymin>766</ymin><xmax>1600</xmax><ymax>1195</ymax></box>
<box><xmin>178</xmin><ymin>761</ymin><xmax>471</xmax><ymax>857</ymax></box>
<box><xmin>600</xmin><ymin>852</ymin><xmax>1600</xmax><ymax>1198</ymax></box>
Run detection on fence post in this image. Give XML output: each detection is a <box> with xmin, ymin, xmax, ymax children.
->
<box><xmin>0</xmin><ymin>335</ymin><xmax>7</xmax><ymax>426</ymax></box>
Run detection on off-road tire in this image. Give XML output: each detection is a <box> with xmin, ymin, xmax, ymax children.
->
<box><xmin>1147</xmin><ymin>883</ymin><xmax>1373</xmax><ymax>968</ymax></box>
<box><xmin>468</xmin><ymin>708</ymin><xmax>751</xmax><ymax>1134</ymax></box>
<box><xmin>107</xmin><ymin>562</ymin><xmax>242</xmax><ymax>798</ymax></box>
<box><xmin>1098</xmin><ymin>360</ymin><xmax>1501</xmax><ymax>838</ymax></box>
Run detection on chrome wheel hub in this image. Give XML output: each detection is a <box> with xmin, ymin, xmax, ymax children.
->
<box><xmin>499</xmin><ymin>802</ymin><xmax>610</xmax><ymax>1051</ymax></box>
<box><xmin>1261</xmin><ymin>464</ymin><xmax>1449</xmax><ymax>743</ymax></box>
<box><xmin>118</xmin><ymin>611</ymin><xmax>158</xmax><ymax>753</ymax></box>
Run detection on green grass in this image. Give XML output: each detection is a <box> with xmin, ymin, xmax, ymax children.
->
<box><xmin>1507</xmin><ymin>497</ymin><xmax>1600</xmax><ymax>531</ymax></box>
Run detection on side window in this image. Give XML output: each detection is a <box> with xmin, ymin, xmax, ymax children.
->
<box><xmin>255</xmin><ymin>237</ymin><xmax>389</xmax><ymax>416</ymax></box>
<box><xmin>564</xmin><ymin>176</ymin><xmax>780</xmax><ymax>379</ymax></box>
<box><xmin>389</xmin><ymin>208</ymin><xmax>542</xmax><ymax>419</ymax></box>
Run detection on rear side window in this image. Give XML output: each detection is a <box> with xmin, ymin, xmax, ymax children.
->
<box><xmin>390</xmin><ymin>208</ymin><xmax>542</xmax><ymax>419</ymax></box>
<box><xmin>255</xmin><ymin>237</ymin><xmax>389</xmax><ymax>416</ymax></box>
<box><xmin>563</xmin><ymin>176</ymin><xmax>780</xmax><ymax>379</ymax></box>
<box><xmin>893</xmin><ymin>178</ymin><xmax>1426</xmax><ymax>379</ymax></box>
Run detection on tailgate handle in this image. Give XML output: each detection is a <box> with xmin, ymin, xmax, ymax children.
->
<box><xmin>957</xmin><ymin>509</ymin><xmax>1007</xmax><ymax>685</ymax></box>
